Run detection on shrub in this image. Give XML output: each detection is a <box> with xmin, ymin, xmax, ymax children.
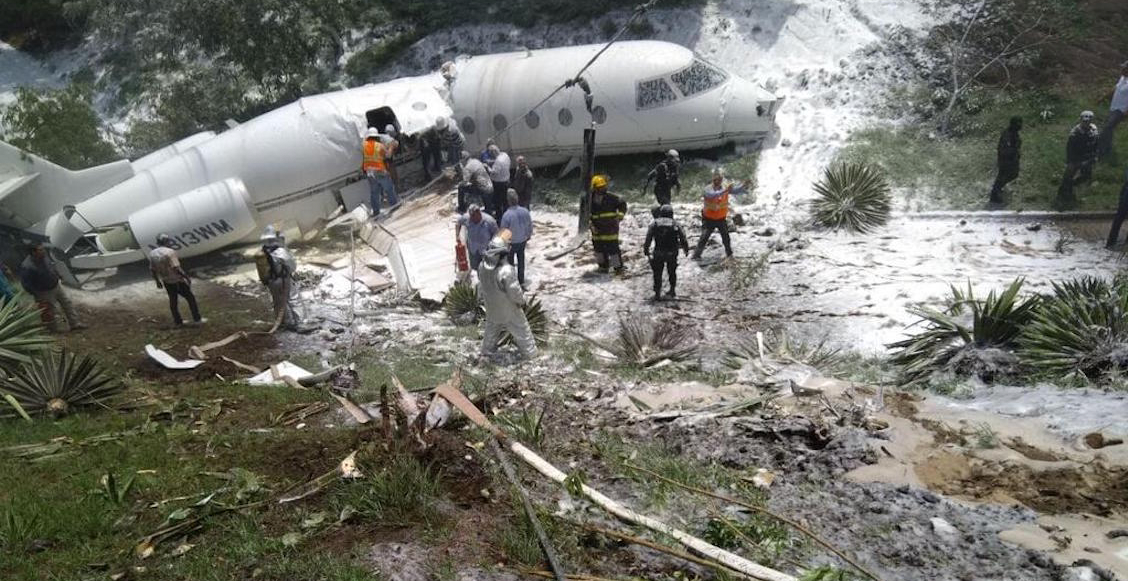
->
<box><xmin>889</xmin><ymin>279</ymin><xmax>1037</xmax><ymax>385</ymax></box>
<box><xmin>1</xmin><ymin>84</ymin><xmax>119</xmax><ymax>169</ymax></box>
<box><xmin>0</xmin><ymin>349</ymin><xmax>121</xmax><ymax>418</ymax></box>
<box><xmin>810</xmin><ymin>162</ymin><xmax>892</xmax><ymax>233</ymax></box>
<box><xmin>1020</xmin><ymin>276</ymin><xmax>1128</xmax><ymax>379</ymax></box>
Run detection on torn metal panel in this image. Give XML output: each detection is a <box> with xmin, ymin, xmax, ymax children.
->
<box><xmin>360</xmin><ymin>189</ymin><xmax>458</xmax><ymax>303</ymax></box>
<box><xmin>145</xmin><ymin>344</ymin><xmax>205</xmax><ymax>370</ymax></box>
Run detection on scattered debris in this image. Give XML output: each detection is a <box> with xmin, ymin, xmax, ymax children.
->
<box><xmin>246</xmin><ymin>362</ymin><xmax>312</xmax><ymax>386</ymax></box>
<box><xmin>145</xmin><ymin>345</ymin><xmax>205</xmax><ymax>370</ymax></box>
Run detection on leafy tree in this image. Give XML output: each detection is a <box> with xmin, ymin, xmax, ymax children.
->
<box><xmin>0</xmin><ymin>84</ymin><xmax>119</xmax><ymax>169</ymax></box>
<box><xmin>0</xmin><ymin>0</ymin><xmax>87</xmax><ymax>53</ymax></box>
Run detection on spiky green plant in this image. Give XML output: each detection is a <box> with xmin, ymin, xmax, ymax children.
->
<box><xmin>0</xmin><ymin>298</ymin><xmax>53</xmax><ymax>374</ymax></box>
<box><xmin>612</xmin><ymin>317</ymin><xmax>696</xmax><ymax>367</ymax></box>
<box><xmin>499</xmin><ymin>296</ymin><xmax>548</xmax><ymax>347</ymax></box>
<box><xmin>443</xmin><ymin>282</ymin><xmax>483</xmax><ymax>322</ymax></box>
<box><xmin>0</xmin><ymin>349</ymin><xmax>121</xmax><ymax>417</ymax></box>
<box><xmin>889</xmin><ymin>279</ymin><xmax>1038</xmax><ymax>386</ymax></box>
<box><xmin>496</xmin><ymin>408</ymin><xmax>545</xmax><ymax>448</ymax></box>
<box><xmin>810</xmin><ymin>162</ymin><xmax>891</xmax><ymax>233</ymax></box>
<box><xmin>1020</xmin><ymin>276</ymin><xmax>1128</xmax><ymax>379</ymax></box>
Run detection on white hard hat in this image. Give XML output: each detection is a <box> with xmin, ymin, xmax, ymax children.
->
<box><xmin>666</xmin><ymin>149</ymin><xmax>679</xmax><ymax>159</ymax></box>
<box><xmin>384</xmin><ymin>124</ymin><xmax>396</xmax><ymax>135</ymax></box>
<box><xmin>484</xmin><ymin>235</ymin><xmax>510</xmax><ymax>258</ymax></box>
<box><xmin>712</xmin><ymin>167</ymin><xmax>725</xmax><ymax>178</ymax></box>
<box><xmin>1081</xmin><ymin>110</ymin><xmax>1095</xmax><ymax>120</ymax></box>
<box><xmin>365</xmin><ymin>127</ymin><xmax>380</xmax><ymax>139</ymax></box>
<box><xmin>260</xmin><ymin>225</ymin><xmax>279</xmax><ymax>242</ymax></box>
<box><xmin>435</xmin><ymin>116</ymin><xmax>448</xmax><ymax>129</ymax></box>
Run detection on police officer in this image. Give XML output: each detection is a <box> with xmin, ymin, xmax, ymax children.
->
<box><xmin>989</xmin><ymin>117</ymin><xmax>1022</xmax><ymax>205</ymax></box>
<box><xmin>643</xmin><ymin>205</ymin><xmax>689</xmax><ymax>300</ymax></box>
<box><xmin>643</xmin><ymin>150</ymin><xmax>681</xmax><ymax>206</ymax></box>
<box><xmin>1106</xmin><ymin>164</ymin><xmax>1128</xmax><ymax>248</ymax></box>
<box><xmin>1056</xmin><ymin>111</ymin><xmax>1100</xmax><ymax>209</ymax></box>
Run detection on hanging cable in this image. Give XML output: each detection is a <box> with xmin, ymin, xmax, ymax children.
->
<box><xmin>486</xmin><ymin>0</ymin><xmax>658</xmax><ymax>143</ymax></box>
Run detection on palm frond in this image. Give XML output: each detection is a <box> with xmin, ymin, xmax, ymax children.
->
<box><xmin>499</xmin><ymin>295</ymin><xmax>549</xmax><ymax>347</ymax></box>
<box><xmin>809</xmin><ymin>162</ymin><xmax>892</xmax><ymax>233</ymax></box>
<box><xmin>0</xmin><ymin>298</ymin><xmax>53</xmax><ymax>374</ymax></box>
<box><xmin>725</xmin><ymin>329</ymin><xmax>844</xmax><ymax>373</ymax></box>
<box><xmin>443</xmin><ymin>282</ymin><xmax>483</xmax><ymax>322</ymax></box>
<box><xmin>611</xmin><ymin>317</ymin><xmax>696</xmax><ymax>367</ymax></box>
<box><xmin>0</xmin><ymin>349</ymin><xmax>122</xmax><ymax>418</ymax></box>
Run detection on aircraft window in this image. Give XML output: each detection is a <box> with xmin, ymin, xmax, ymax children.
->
<box><xmin>461</xmin><ymin>116</ymin><xmax>476</xmax><ymax>135</ymax></box>
<box><xmin>592</xmin><ymin>105</ymin><xmax>607</xmax><ymax>125</ymax></box>
<box><xmin>412</xmin><ymin>101</ymin><xmax>428</xmax><ymax>111</ymax></box>
<box><xmin>558</xmin><ymin>108</ymin><xmax>573</xmax><ymax>126</ymax></box>
<box><xmin>493</xmin><ymin>114</ymin><xmax>508</xmax><ymax>132</ymax></box>
<box><xmin>670</xmin><ymin>59</ymin><xmax>727</xmax><ymax>97</ymax></box>
<box><xmin>525</xmin><ymin>111</ymin><xmax>540</xmax><ymax>129</ymax></box>
<box><xmin>636</xmin><ymin>78</ymin><xmax>677</xmax><ymax>110</ymax></box>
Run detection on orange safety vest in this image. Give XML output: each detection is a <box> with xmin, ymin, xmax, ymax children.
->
<box><xmin>362</xmin><ymin>139</ymin><xmax>387</xmax><ymax>173</ymax></box>
<box><xmin>702</xmin><ymin>188</ymin><xmax>730</xmax><ymax>221</ymax></box>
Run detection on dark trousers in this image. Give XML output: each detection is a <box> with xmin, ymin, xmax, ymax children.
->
<box><xmin>650</xmin><ymin>254</ymin><xmax>677</xmax><ymax>296</ymax></box>
<box><xmin>490</xmin><ymin>181</ymin><xmax>509</xmax><ymax>220</ymax></box>
<box><xmin>421</xmin><ymin>146</ymin><xmax>442</xmax><ymax>179</ymax></box>
<box><xmin>1056</xmin><ymin>161</ymin><xmax>1094</xmax><ymax>207</ymax></box>
<box><xmin>654</xmin><ymin>184</ymin><xmax>672</xmax><ymax>206</ymax></box>
<box><xmin>457</xmin><ymin>184</ymin><xmax>488</xmax><ymax>213</ymax></box>
<box><xmin>165</xmin><ymin>281</ymin><xmax>201</xmax><ymax>325</ymax></box>
<box><xmin>989</xmin><ymin>161</ymin><xmax>1019</xmax><ymax>203</ymax></box>
<box><xmin>693</xmin><ymin>218</ymin><xmax>732</xmax><ymax>258</ymax></box>
<box><xmin>593</xmin><ymin>240</ymin><xmax>623</xmax><ymax>271</ymax></box>
<box><xmin>1099</xmin><ymin>110</ymin><xmax>1125</xmax><ymax>159</ymax></box>
<box><xmin>1107</xmin><ymin>182</ymin><xmax>1128</xmax><ymax>248</ymax></box>
<box><xmin>508</xmin><ymin>241</ymin><xmax>527</xmax><ymax>285</ymax></box>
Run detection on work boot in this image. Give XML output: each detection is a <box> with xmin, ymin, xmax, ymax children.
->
<box><xmin>665</xmin><ymin>289</ymin><xmax>677</xmax><ymax>298</ymax></box>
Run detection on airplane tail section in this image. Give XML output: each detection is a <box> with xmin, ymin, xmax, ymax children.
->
<box><xmin>0</xmin><ymin>140</ymin><xmax>134</xmax><ymax>230</ymax></box>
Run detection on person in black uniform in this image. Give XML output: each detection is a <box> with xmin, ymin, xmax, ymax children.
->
<box><xmin>1106</xmin><ymin>165</ymin><xmax>1128</xmax><ymax>248</ymax></box>
<box><xmin>643</xmin><ymin>204</ymin><xmax>689</xmax><ymax>300</ymax></box>
<box><xmin>989</xmin><ymin>117</ymin><xmax>1022</xmax><ymax>205</ymax></box>
<box><xmin>643</xmin><ymin>149</ymin><xmax>681</xmax><ymax>206</ymax></box>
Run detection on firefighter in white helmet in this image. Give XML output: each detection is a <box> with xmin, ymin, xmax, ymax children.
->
<box><xmin>478</xmin><ymin>234</ymin><xmax>537</xmax><ymax>359</ymax></box>
<box><xmin>258</xmin><ymin>226</ymin><xmax>303</xmax><ymax>331</ymax></box>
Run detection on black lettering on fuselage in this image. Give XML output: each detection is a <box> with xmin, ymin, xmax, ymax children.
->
<box><xmin>213</xmin><ymin>220</ymin><xmax>233</xmax><ymax>234</ymax></box>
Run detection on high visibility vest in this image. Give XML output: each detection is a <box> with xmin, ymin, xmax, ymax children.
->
<box><xmin>702</xmin><ymin>189</ymin><xmax>730</xmax><ymax>220</ymax></box>
<box><xmin>362</xmin><ymin>139</ymin><xmax>387</xmax><ymax>173</ymax></box>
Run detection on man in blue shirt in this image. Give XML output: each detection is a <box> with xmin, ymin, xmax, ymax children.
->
<box><xmin>500</xmin><ymin>189</ymin><xmax>533</xmax><ymax>288</ymax></box>
<box><xmin>456</xmin><ymin>204</ymin><xmax>499</xmax><ymax>270</ymax></box>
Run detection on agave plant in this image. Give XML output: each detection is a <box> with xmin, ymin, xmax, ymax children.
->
<box><xmin>499</xmin><ymin>296</ymin><xmax>549</xmax><ymax>347</ymax></box>
<box><xmin>888</xmin><ymin>278</ymin><xmax>1038</xmax><ymax>386</ymax></box>
<box><xmin>443</xmin><ymin>282</ymin><xmax>483</xmax><ymax>323</ymax></box>
<box><xmin>725</xmin><ymin>329</ymin><xmax>843</xmax><ymax>372</ymax></box>
<box><xmin>611</xmin><ymin>317</ymin><xmax>696</xmax><ymax>367</ymax></box>
<box><xmin>0</xmin><ymin>349</ymin><xmax>122</xmax><ymax>417</ymax></box>
<box><xmin>1020</xmin><ymin>276</ymin><xmax>1128</xmax><ymax>379</ymax></box>
<box><xmin>0</xmin><ymin>298</ymin><xmax>53</xmax><ymax>374</ymax></box>
<box><xmin>809</xmin><ymin>162</ymin><xmax>892</xmax><ymax>233</ymax></box>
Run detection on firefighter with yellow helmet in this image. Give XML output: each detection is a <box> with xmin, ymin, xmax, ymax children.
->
<box><xmin>589</xmin><ymin>175</ymin><xmax>628</xmax><ymax>273</ymax></box>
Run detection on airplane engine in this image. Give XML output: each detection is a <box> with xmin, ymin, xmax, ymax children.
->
<box><xmin>123</xmin><ymin>178</ymin><xmax>259</xmax><ymax>257</ymax></box>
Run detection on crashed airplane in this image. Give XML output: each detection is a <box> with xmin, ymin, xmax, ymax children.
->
<box><xmin>0</xmin><ymin>40</ymin><xmax>779</xmax><ymax>274</ymax></box>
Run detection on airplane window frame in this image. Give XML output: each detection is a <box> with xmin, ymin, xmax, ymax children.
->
<box><xmin>669</xmin><ymin>59</ymin><xmax>728</xmax><ymax>99</ymax></box>
<box><xmin>525</xmin><ymin>111</ymin><xmax>540</xmax><ymax>129</ymax></box>
<box><xmin>558</xmin><ymin>108</ymin><xmax>573</xmax><ymax>127</ymax></box>
<box><xmin>635</xmin><ymin>77</ymin><xmax>678</xmax><ymax>111</ymax></box>
<box><xmin>493</xmin><ymin>114</ymin><xmax>508</xmax><ymax>132</ymax></box>
<box><xmin>592</xmin><ymin>105</ymin><xmax>607</xmax><ymax>125</ymax></box>
<box><xmin>461</xmin><ymin>116</ymin><xmax>476</xmax><ymax>135</ymax></box>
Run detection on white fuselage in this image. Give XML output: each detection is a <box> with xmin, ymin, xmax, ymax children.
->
<box><xmin>37</xmin><ymin>41</ymin><xmax>777</xmax><ymax>268</ymax></box>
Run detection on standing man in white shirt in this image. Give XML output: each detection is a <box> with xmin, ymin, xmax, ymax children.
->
<box><xmin>1099</xmin><ymin>60</ymin><xmax>1128</xmax><ymax>160</ymax></box>
<box><xmin>485</xmin><ymin>144</ymin><xmax>511</xmax><ymax>221</ymax></box>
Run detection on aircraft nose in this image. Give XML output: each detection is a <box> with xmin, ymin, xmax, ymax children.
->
<box><xmin>722</xmin><ymin>76</ymin><xmax>779</xmax><ymax>139</ymax></box>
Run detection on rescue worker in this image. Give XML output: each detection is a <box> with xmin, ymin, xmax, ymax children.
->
<box><xmin>478</xmin><ymin>235</ymin><xmax>537</xmax><ymax>360</ymax></box>
<box><xmin>149</xmin><ymin>233</ymin><xmax>204</xmax><ymax>327</ymax></box>
<box><xmin>486</xmin><ymin>144</ymin><xmax>512</xmax><ymax>220</ymax></box>
<box><xmin>0</xmin><ymin>264</ymin><xmax>14</xmax><ymax>304</ymax></box>
<box><xmin>20</xmin><ymin>243</ymin><xmax>85</xmax><ymax>332</ymax></box>
<box><xmin>455</xmin><ymin>204</ymin><xmax>498</xmax><ymax>270</ymax></box>
<box><xmin>381</xmin><ymin>124</ymin><xmax>401</xmax><ymax>189</ymax></box>
<box><xmin>1106</xmin><ymin>164</ymin><xmax>1128</xmax><ymax>248</ymax></box>
<box><xmin>459</xmin><ymin>151</ymin><xmax>494</xmax><ymax>214</ymax></box>
<box><xmin>435</xmin><ymin>116</ymin><xmax>465</xmax><ymax>168</ymax></box>
<box><xmin>1098</xmin><ymin>60</ymin><xmax>1128</xmax><ymax>160</ymax></box>
<box><xmin>259</xmin><ymin>227</ymin><xmax>303</xmax><ymax>331</ymax></box>
<box><xmin>989</xmin><ymin>117</ymin><xmax>1022</xmax><ymax>204</ymax></box>
<box><xmin>644</xmin><ymin>204</ymin><xmax>689</xmax><ymax>301</ymax></box>
<box><xmin>589</xmin><ymin>175</ymin><xmax>627</xmax><ymax>274</ymax></box>
<box><xmin>1056</xmin><ymin>111</ymin><xmax>1100</xmax><ymax>209</ymax></box>
<box><xmin>643</xmin><ymin>149</ymin><xmax>681</xmax><ymax>206</ymax></box>
<box><xmin>512</xmin><ymin>155</ymin><xmax>534</xmax><ymax>208</ymax></box>
<box><xmin>693</xmin><ymin>168</ymin><xmax>750</xmax><ymax>260</ymax></box>
<box><xmin>362</xmin><ymin>127</ymin><xmax>398</xmax><ymax>218</ymax></box>
<box><xmin>500</xmin><ymin>189</ymin><xmax>533</xmax><ymax>287</ymax></box>
<box><xmin>419</xmin><ymin>125</ymin><xmax>443</xmax><ymax>180</ymax></box>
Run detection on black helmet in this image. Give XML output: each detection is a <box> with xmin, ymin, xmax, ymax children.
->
<box><xmin>657</xmin><ymin>204</ymin><xmax>674</xmax><ymax>218</ymax></box>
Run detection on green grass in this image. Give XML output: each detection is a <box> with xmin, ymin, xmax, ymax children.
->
<box><xmin>839</xmin><ymin>90</ymin><xmax>1128</xmax><ymax>211</ymax></box>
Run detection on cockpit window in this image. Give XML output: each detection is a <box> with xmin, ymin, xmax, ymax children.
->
<box><xmin>670</xmin><ymin>59</ymin><xmax>727</xmax><ymax>98</ymax></box>
<box><xmin>636</xmin><ymin>78</ymin><xmax>677</xmax><ymax>110</ymax></box>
